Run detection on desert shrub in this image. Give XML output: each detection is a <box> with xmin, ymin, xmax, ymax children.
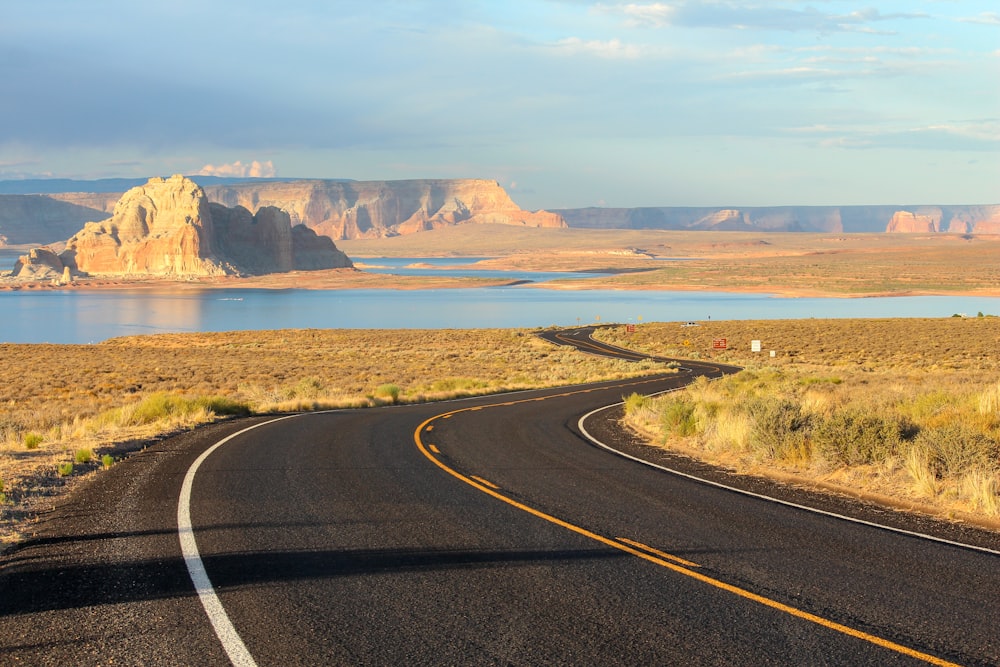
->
<box><xmin>978</xmin><ymin>382</ymin><xmax>1000</xmax><ymax>418</ymax></box>
<box><xmin>746</xmin><ymin>397</ymin><xmax>811</xmax><ymax>462</ymax></box>
<box><xmin>960</xmin><ymin>470</ymin><xmax>1000</xmax><ymax>515</ymax></box>
<box><xmin>130</xmin><ymin>393</ymin><xmax>192</xmax><ymax>424</ymax></box>
<box><xmin>374</xmin><ymin>384</ymin><xmax>401</xmax><ymax>403</ymax></box>
<box><xmin>57</xmin><ymin>463</ymin><xmax>73</xmax><ymax>477</ymax></box>
<box><xmin>623</xmin><ymin>392</ymin><xmax>653</xmax><ymax>416</ymax></box>
<box><xmin>128</xmin><ymin>392</ymin><xmax>251</xmax><ymax>425</ymax></box>
<box><xmin>193</xmin><ymin>396</ymin><xmax>252</xmax><ymax>417</ymax></box>
<box><xmin>102</xmin><ymin>454</ymin><xmax>114</xmax><ymax>470</ymax></box>
<box><xmin>74</xmin><ymin>448</ymin><xmax>93</xmax><ymax>464</ymax></box>
<box><xmin>705</xmin><ymin>408</ymin><xmax>752</xmax><ymax>452</ymax></box>
<box><xmin>659</xmin><ymin>396</ymin><xmax>699</xmax><ymax>437</ymax></box>
<box><xmin>812</xmin><ymin>410</ymin><xmax>909</xmax><ymax>466</ymax></box>
<box><xmin>289</xmin><ymin>376</ymin><xmax>325</xmax><ymax>399</ymax></box>
<box><xmin>914</xmin><ymin>424</ymin><xmax>1000</xmax><ymax>478</ymax></box>
<box><xmin>23</xmin><ymin>433</ymin><xmax>43</xmax><ymax>450</ymax></box>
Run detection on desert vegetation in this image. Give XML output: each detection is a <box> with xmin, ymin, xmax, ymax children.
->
<box><xmin>596</xmin><ymin>317</ymin><xmax>1000</xmax><ymax>523</ymax></box>
<box><xmin>0</xmin><ymin>328</ymin><xmax>668</xmax><ymax>545</ymax></box>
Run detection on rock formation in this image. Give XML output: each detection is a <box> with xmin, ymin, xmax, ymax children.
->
<box><xmin>11</xmin><ymin>175</ymin><xmax>352</xmax><ymax>279</ymax></box>
<box><xmin>553</xmin><ymin>205</ymin><xmax>1000</xmax><ymax>234</ymax></box>
<box><xmin>10</xmin><ymin>247</ymin><xmax>68</xmax><ymax>281</ymax></box>
<box><xmin>886</xmin><ymin>210</ymin><xmax>940</xmax><ymax>233</ymax></box>
<box><xmin>3</xmin><ymin>174</ymin><xmax>998</xmax><ymax>242</ymax></box>
<box><xmin>204</xmin><ymin>179</ymin><xmax>566</xmax><ymax>239</ymax></box>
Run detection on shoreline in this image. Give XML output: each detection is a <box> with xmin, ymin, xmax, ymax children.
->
<box><xmin>2</xmin><ymin>268</ymin><xmax>1000</xmax><ymax>299</ymax></box>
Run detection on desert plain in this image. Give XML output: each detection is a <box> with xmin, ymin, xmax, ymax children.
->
<box><xmin>2</xmin><ymin>228</ymin><xmax>1000</xmax><ymax>548</ymax></box>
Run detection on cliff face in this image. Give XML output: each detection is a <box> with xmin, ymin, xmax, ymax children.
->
<box><xmin>12</xmin><ymin>176</ymin><xmax>352</xmax><ymax>279</ymax></box>
<box><xmin>204</xmin><ymin>179</ymin><xmax>566</xmax><ymax>240</ymax></box>
<box><xmin>0</xmin><ymin>195</ymin><xmax>108</xmax><ymax>245</ymax></box>
<box><xmin>884</xmin><ymin>206</ymin><xmax>1000</xmax><ymax>234</ymax></box>
<box><xmin>553</xmin><ymin>205</ymin><xmax>1000</xmax><ymax>233</ymax></box>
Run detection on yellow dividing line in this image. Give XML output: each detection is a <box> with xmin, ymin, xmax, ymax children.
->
<box><xmin>616</xmin><ymin>537</ymin><xmax>701</xmax><ymax>568</ymax></box>
<box><xmin>470</xmin><ymin>475</ymin><xmax>501</xmax><ymax>490</ymax></box>
<box><xmin>414</xmin><ymin>407</ymin><xmax>958</xmax><ymax>667</ymax></box>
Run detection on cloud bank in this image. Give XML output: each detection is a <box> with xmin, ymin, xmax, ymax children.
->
<box><xmin>197</xmin><ymin>160</ymin><xmax>277</xmax><ymax>179</ymax></box>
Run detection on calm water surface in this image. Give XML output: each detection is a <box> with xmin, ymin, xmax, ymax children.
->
<box><xmin>1</xmin><ymin>286</ymin><xmax>997</xmax><ymax>344</ymax></box>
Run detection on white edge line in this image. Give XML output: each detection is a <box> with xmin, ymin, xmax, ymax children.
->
<box><xmin>578</xmin><ymin>392</ymin><xmax>1000</xmax><ymax>558</ymax></box>
<box><xmin>177</xmin><ymin>414</ymin><xmax>299</xmax><ymax>667</ymax></box>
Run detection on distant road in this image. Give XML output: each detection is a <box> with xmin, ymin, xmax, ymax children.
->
<box><xmin>1</xmin><ymin>328</ymin><xmax>997</xmax><ymax>665</ymax></box>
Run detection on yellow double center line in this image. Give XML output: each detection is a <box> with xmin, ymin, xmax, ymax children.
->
<box><xmin>413</xmin><ymin>392</ymin><xmax>958</xmax><ymax>667</ymax></box>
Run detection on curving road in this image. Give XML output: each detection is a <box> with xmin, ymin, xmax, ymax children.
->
<box><xmin>1</xmin><ymin>327</ymin><xmax>998</xmax><ymax>666</ymax></box>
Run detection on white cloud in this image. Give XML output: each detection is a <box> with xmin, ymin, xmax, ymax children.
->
<box><xmin>619</xmin><ymin>2</ymin><xmax>674</xmax><ymax>28</ymax></box>
<box><xmin>607</xmin><ymin>1</ymin><xmax>926</xmax><ymax>33</ymax></box>
<box><xmin>552</xmin><ymin>37</ymin><xmax>643</xmax><ymax>59</ymax></box>
<box><xmin>197</xmin><ymin>160</ymin><xmax>276</xmax><ymax>178</ymax></box>
<box><xmin>958</xmin><ymin>12</ymin><xmax>1000</xmax><ymax>26</ymax></box>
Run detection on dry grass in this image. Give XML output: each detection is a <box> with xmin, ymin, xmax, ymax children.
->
<box><xmin>601</xmin><ymin>317</ymin><xmax>1000</xmax><ymax>525</ymax></box>
<box><xmin>0</xmin><ymin>328</ymin><xmax>670</xmax><ymax>547</ymax></box>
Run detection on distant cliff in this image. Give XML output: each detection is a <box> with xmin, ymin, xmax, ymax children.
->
<box><xmin>11</xmin><ymin>176</ymin><xmax>352</xmax><ymax>279</ymax></box>
<box><xmin>28</xmin><ymin>178</ymin><xmax>566</xmax><ymax>242</ymax></box>
<box><xmin>0</xmin><ymin>196</ymin><xmax>107</xmax><ymax>245</ymax></box>
<box><xmin>553</xmin><ymin>205</ymin><xmax>1000</xmax><ymax>234</ymax></box>
<box><xmin>3</xmin><ymin>175</ymin><xmax>997</xmax><ymax>245</ymax></box>
<box><xmin>203</xmin><ymin>179</ymin><xmax>566</xmax><ymax>239</ymax></box>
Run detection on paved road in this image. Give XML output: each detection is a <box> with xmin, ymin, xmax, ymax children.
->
<box><xmin>1</xmin><ymin>328</ymin><xmax>998</xmax><ymax>665</ymax></box>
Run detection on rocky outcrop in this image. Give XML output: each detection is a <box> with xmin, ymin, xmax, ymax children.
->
<box><xmin>886</xmin><ymin>210</ymin><xmax>940</xmax><ymax>233</ymax></box>
<box><xmin>204</xmin><ymin>179</ymin><xmax>566</xmax><ymax>240</ymax></box>
<box><xmin>15</xmin><ymin>176</ymin><xmax>352</xmax><ymax>278</ymax></box>
<box><xmin>553</xmin><ymin>205</ymin><xmax>1000</xmax><ymax>234</ymax></box>
<box><xmin>10</xmin><ymin>247</ymin><xmax>68</xmax><ymax>281</ymax></box>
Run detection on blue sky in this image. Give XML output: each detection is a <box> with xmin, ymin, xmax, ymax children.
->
<box><xmin>1</xmin><ymin>1</ymin><xmax>997</xmax><ymax>209</ymax></box>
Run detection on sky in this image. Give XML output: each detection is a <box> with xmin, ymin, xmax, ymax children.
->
<box><xmin>1</xmin><ymin>1</ymin><xmax>997</xmax><ymax>209</ymax></box>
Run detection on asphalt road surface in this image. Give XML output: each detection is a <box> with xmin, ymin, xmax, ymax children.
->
<box><xmin>1</xmin><ymin>327</ymin><xmax>998</xmax><ymax>666</ymax></box>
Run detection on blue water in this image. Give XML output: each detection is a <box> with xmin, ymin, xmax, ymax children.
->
<box><xmin>353</xmin><ymin>256</ymin><xmax>609</xmax><ymax>282</ymax></box>
<box><xmin>1</xmin><ymin>286</ymin><xmax>997</xmax><ymax>344</ymax></box>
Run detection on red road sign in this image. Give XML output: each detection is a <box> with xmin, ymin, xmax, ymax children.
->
<box><xmin>626</xmin><ymin>324</ymin><xmax>636</xmax><ymax>333</ymax></box>
<box><xmin>712</xmin><ymin>338</ymin><xmax>728</xmax><ymax>350</ymax></box>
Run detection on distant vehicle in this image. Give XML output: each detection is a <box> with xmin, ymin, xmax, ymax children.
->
<box><xmin>681</xmin><ymin>322</ymin><xmax>699</xmax><ymax>327</ymax></box>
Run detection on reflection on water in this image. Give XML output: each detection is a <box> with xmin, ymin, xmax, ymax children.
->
<box><xmin>354</xmin><ymin>256</ymin><xmax>611</xmax><ymax>282</ymax></box>
<box><xmin>1</xmin><ymin>287</ymin><xmax>999</xmax><ymax>344</ymax></box>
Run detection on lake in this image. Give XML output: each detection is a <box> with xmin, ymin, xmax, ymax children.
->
<box><xmin>2</xmin><ymin>286</ymin><xmax>998</xmax><ymax>344</ymax></box>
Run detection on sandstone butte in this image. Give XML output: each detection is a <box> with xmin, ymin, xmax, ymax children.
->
<box><xmin>203</xmin><ymin>178</ymin><xmax>566</xmax><ymax>239</ymax></box>
<box><xmin>884</xmin><ymin>209</ymin><xmax>1000</xmax><ymax>234</ymax></box>
<box><xmin>11</xmin><ymin>175</ymin><xmax>352</xmax><ymax>279</ymax></box>
<box><xmin>42</xmin><ymin>178</ymin><xmax>566</xmax><ymax>241</ymax></box>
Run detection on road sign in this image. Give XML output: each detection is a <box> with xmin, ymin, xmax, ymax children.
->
<box><xmin>626</xmin><ymin>324</ymin><xmax>636</xmax><ymax>333</ymax></box>
<box><xmin>751</xmin><ymin>340</ymin><xmax>761</xmax><ymax>352</ymax></box>
<box><xmin>713</xmin><ymin>338</ymin><xmax>728</xmax><ymax>350</ymax></box>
